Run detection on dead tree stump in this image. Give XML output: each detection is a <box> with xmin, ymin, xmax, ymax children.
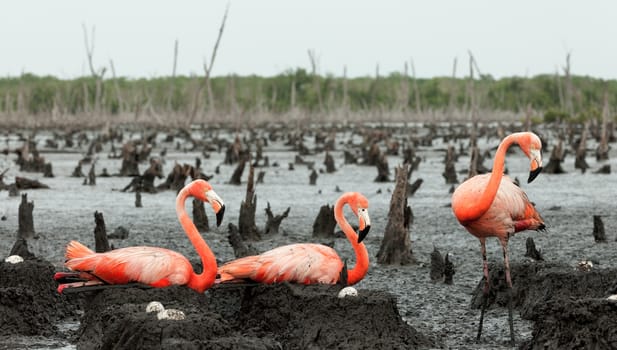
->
<box><xmin>444</xmin><ymin>253</ymin><xmax>455</xmax><ymax>285</ymax></box>
<box><xmin>575</xmin><ymin>127</ymin><xmax>589</xmax><ymax>173</ymax></box>
<box><xmin>442</xmin><ymin>145</ymin><xmax>458</xmax><ymax>184</ymax></box>
<box><xmin>593</xmin><ymin>215</ymin><xmax>606</xmax><ymax>243</ymax></box>
<box><xmin>264</xmin><ymin>202</ymin><xmax>290</xmax><ymax>235</ymax></box>
<box><xmin>374</xmin><ymin>153</ymin><xmax>390</xmax><ymax>182</ymax></box>
<box><xmin>309</xmin><ymin>169</ymin><xmax>318</xmax><ymax>185</ymax></box>
<box><xmin>430</xmin><ymin>246</ymin><xmax>445</xmax><ymax>282</ymax></box>
<box><xmin>192</xmin><ymin>198</ymin><xmax>209</xmax><ymax>232</ymax></box>
<box><xmin>544</xmin><ymin>140</ymin><xmax>567</xmax><ymax>174</ymax></box>
<box><xmin>88</xmin><ymin>163</ymin><xmax>96</xmax><ymax>185</ymax></box>
<box><xmin>324</xmin><ymin>151</ymin><xmax>336</xmax><ymax>173</ymax></box>
<box><xmin>43</xmin><ymin>163</ymin><xmax>54</xmax><ymax>178</ymax></box>
<box><xmin>227</xmin><ymin>223</ymin><xmax>259</xmax><ymax>258</ymax></box>
<box><xmin>94</xmin><ymin>211</ymin><xmax>111</xmax><ymax>253</ymax></box>
<box><xmin>135</xmin><ymin>190</ymin><xmax>142</xmax><ymax>208</ymax></box>
<box><xmin>312</xmin><ymin>204</ymin><xmax>337</xmax><ymax>238</ymax></box>
<box><xmin>256</xmin><ymin>171</ymin><xmax>265</xmax><ymax>184</ymax></box>
<box><xmin>18</xmin><ymin>193</ymin><xmax>36</xmax><ymax>239</ymax></box>
<box><xmin>407</xmin><ymin>179</ymin><xmax>423</xmax><ymax>196</ymax></box>
<box><xmin>524</xmin><ymin>237</ymin><xmax>544</xmax><ymax>261</ymax></box>
<box><xmin>8</xmin><ymin>183</ymin><xmax>19</xmax><ymax>197</ymax></box>
<box><xmin>594</xmin><ymin>164</ymin><xmax>611</xmax><ymax>174</ymax></box>
<box><xmin>71</xmin><ymin>161</ymin><xmax>85</xmax><ymax>177</ymax></box>
<box><xmin>377</xmin><ymin>164</ymin><xmax>415</xmax><ymax>264</ymax></box>
<box><xmin>16</xmin><ymin>176</ymin><xmax>49</xmax><ymax>189</ymax></box>
<box><xmin>229</xmin><ymin>159</ymin><xmax>246</xmax><ymax>185</ymax></box>
<box><xmin>239</xmin><ymin>165</ymin><xmax>260</xmax><ymax>240</ymax></box>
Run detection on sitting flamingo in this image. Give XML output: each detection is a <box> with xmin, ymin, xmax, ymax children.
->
<box><xmin>218</xmin><ymin>192</ymin><xmax>371</xmax><ymax>285</ymax></box>
<box><xmin>54</xmin><ymin>179</ymin><xmax>225</xmax><ymax>293</ymax></box>
<box><xmin>451</xmin><ymin>131</ymin><xmax>545</xmax><ymax>345</ymax></box>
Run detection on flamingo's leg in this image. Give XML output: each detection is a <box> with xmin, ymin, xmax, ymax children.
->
<box><xmin>477</xmin><ymin>238</ymin><xmax>489</xmax><ymax>342</ymax></box>
<box><xmin>57</xmin><ymin>280</ymin><xmax>105</xmax><ymax>293</ymax></box>
<box><xmin>501</xmin><ymin>240</ymin><xmax>516</xmax><ymax>346</ymax></box>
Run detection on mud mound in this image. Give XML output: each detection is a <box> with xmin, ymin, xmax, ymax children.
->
<box><xmin>76</xmin><ymin>283</ymin><xmax>432</xmax><ymax>349</ymax></box>
<box><xmin>521</xmin><ymin>298</ymin><xmax>617</xmax><ymax>350</ymax></box>
<box><xmin>470</xmin><ymin>261</ymin><xmax>566</xmax><ymax>310</ymax></box>
<box><xmin>0</xmin><ymin>258</ymin><xmax>80</xmax><ymax>336</ymax></box>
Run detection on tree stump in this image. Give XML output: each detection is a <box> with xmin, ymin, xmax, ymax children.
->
<box><xmin>593</xmin><ymin>215</ymin><xmax>606</xmax><ymax>243</ymax></box>
<box><xmin>312</xmin><ymin>204</ymin><xmax>337</xmax><ymax>238</ymax></box>
<box><xmin>430</xmin><ymin>246</ymin><xmax>445</xmax><ymax>282</ymax></box>
<box><xmin>407</xmin><ymin>179</ymin><xmax>423</xmax><ymax>197</ymax></box>
<box><xmin>229</xmin><ymin>159</ymin><xmax>246</xmax><ymax>185</ymax></box>
<box><xmin>227</xmin><ymin>223</ymin><xmax>259</xmax><ymax>258</ymax></box>
<box><xmin>575</xmin><ymin>127</ymin><xmax>589</xmax><ymax>173</ymax></box>
<box><xmin>18</xmin><ymin>193</ymin><xmax>36</xmax><ymax>239</ymax></box>
<box><xmin>94</xmin><ymin>211</ymin><xmax>111</xmax><ymax>253</ymax></box>
<box><xmin>8</xmin><ymin>183</ymin><xmax>19</xmax><ymax>197</ymax></box>
<box><xmin>374</xmin><ymin>153</ymin><xmax>390</xmax><ymax>182</ymax></box>
<box><xmin>324</xmin><ymin>151</ymin><xmax>336</xmax><ymax>173</ymax></box>
<box><xmin>71</xmin><ymin>161</ymin><xmax>85</xmax><ymax>177</ymax></box>
<box><xmin>192</xmin><ymin>198</ymin><xmax>209</xmax><ymax>232</ymax></box>
<box><xmin>88</xmin><ymin>163</ymin><xmax>96</xmax><ymax>185</ymax></box>
<box><xmin>264</xmin><ymin>202</ymin><xmax>290</xmax><ymax>235</ymax></box>
<box><xmin>543</xmin><ymin>140</ymin><xmax>567</xmax><ymax>174</ymax></box>
<box><xmin>43</xmin><ymin>163</ymin><xmax>54</xmax><ymax>178</ymax></box>
<box><xmin>377</xmin><ymin>164</ymin><xmax>415</xmax><ymax>264</ymax></box>
<box><xmin>135</xmin><ymin>190</ymin><xmax>142</xmax><ymax>208</ymax></box>
<box><xmin>444</xmin><ymin>253</ymin><xmax>455</xmax><ymax>285</ymax></box>
<box><xmin>239</xmin><ymin>165</ymin><xmax>260</xmax><ymax>240</ymax></box>
<box><xmin>524</xmin><ymin>237</ymin><xmax>544</xmax><ymax>260</ymax></box>
<box><xmin>309</xmin><ymin>169</ymin><xmax>318</xmax><ymax>185</ymax></box>
<box><xmin>442</xmin><ymin>145</ymin><xmax>458</xmax><ymax>184</ymax></box>
<box><xmin>15</xmin><ymin>176</ymin><xmax>49</xmax><ymax>189</ymax></box>
<box><xmin>256</xmin><ymin>171</ymin><xmax>265</xmax><ymax>184</ymax></box>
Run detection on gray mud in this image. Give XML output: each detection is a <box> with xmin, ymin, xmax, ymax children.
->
<box><xmin>1</xmin><ymin>124</ymin><xmax>617</xmax><ymax>349</ymax></box>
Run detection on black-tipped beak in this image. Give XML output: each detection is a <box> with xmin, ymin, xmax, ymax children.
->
<box><xmin>357</xmin><ymin>225</ymin><xmax>370</xmax><ymax>243</ymax></box>
<box><xmin>528</xmin><ymin>167</ymin><xmax>542</xmax><ymax>183</ymax></box>
<box><xmin>216</xmin><ymin>205</ymin><xmax>225</xmax><ymax>227</ymax></box>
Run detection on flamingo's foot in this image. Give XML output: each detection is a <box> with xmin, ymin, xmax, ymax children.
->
<box><xmin>58</xmin><ymin>282</ymin><xmax>153</xmax><ymax>294</ymax></box>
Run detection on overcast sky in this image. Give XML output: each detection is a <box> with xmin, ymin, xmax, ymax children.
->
<box><xmin>3</xmin><ymin>0</ymin><xmax>616</xmax><ymax>79</ymax></box>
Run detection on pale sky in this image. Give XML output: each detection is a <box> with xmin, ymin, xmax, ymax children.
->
<box><xmin>3</xmin><ymin>0</ymin><xmax>616</xmax><ymax>79</ymax></box>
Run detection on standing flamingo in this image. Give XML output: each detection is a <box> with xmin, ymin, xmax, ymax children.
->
<box><xmin>451</xmin><ymin>131</ymin><xmax>545</xmax><ymax>345</ymax></box>
<box><xmin>54</xmin><ymin>179</ymin><xmax>225</xmax><ymax>293</ymax></box>
<box><xmin>218</xmin><ymin>192</ymin><xmax>371</xmax><ymax>285</ymax></box>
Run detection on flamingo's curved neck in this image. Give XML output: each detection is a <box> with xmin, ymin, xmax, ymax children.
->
<box><xmin>334</xmin><ymin>193</ymin><xmax>368</xmax><ymax>285</ymax></box>
<box><xmin>176</xmin><ymin>188</ymin><xmax>216</xmax><ymax>292</ymax></box>
<box><xmin>468</xmin><ymin>133</ymin><xmax>519</xmax><ymax>221</ymax></box>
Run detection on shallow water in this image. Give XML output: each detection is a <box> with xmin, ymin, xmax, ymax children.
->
<box><xmin>1</xmin><ymin>126</ymin><xmax>616</xmax><ymax>349</ymax></box>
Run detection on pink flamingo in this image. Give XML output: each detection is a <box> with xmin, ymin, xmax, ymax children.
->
<box><xmin>218</xmin><ymin>192</ymin><xmax>371</xmax><ymax>285</ymax></box>
<box><xmin>452</xmin><ymin>131</ymin><xmax>545</xmax><ymax>344</ymax></box>
<box><xmin>54</xmin><ymin>179</ymin><xmax>225</xmax><ymax>293</ymax></box>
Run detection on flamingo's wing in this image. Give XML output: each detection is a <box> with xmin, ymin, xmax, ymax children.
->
<box><xmin>494</xmin><ymin>176</ymin><xmax>544</xmax><ymax>233</ymax></box>
<box><xmin>219</xmin><ymin>243</ymin><xmax>343</xmax><ymax>284</ymax></box>
<box><xmin>65</xmin><ymin>246</ymin><xmax>192</xmax><ymax>286</ymax></box>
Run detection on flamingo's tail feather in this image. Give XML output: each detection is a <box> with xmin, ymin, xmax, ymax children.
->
<box><xmin>65</xmin><ymin>240</ymin><xmax>95</xmax><ymax>260</ymax></box>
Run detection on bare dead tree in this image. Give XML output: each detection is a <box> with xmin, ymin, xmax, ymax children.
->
<box><xmin>596</xmin><ymin>89</ymin><xmax>610</xmax><ymax>161</ymax></box>
<box><xmin>188</xmin><ymin>3</ymin><xmax>230</xmax><ymax>126</ymax></box>
<box><xmin>109</xmin><ymin>59</ymin><xmax>124</xmax><ymax>114</ymax></box>
<box><xmin>166</xmin><ymin>39</ymin><xmax>179</xmax><ymax>112</ymax></box>
<box><xmin>82</xmin><ymin>24</ymin><xmax>106</xmax><ymax>115</ymax></box>
<box><xmin>575</xmin><ymin>122</ymin><xmax>589</xmax><ymax>173</ymax></box>
<box><xmin>563</xmin><ymin>51</ymin><xmax>574</xmax><ymax>116</ymax></box>
<box><xmin>398</xmin><ymin>62</ymin><xmax>410</xmax><ymax>113</ymax></box>
<box><xmin>308</xmin><ymin>49</ymin><xmax>324</xmax><ymax>113</ymax></box>
<box><xmin>238</xmin><ymin>164</ymin><xmax>260</xmax><ymax>240</ymax></box>
<box><xmin>447</xmin><ymin>57</ymin><xmax>458</xmax><ymax>120</ymax></box>
<box><xmin>342</xmin><ymin>65</ymin><xmax>349</xmax><ymax>116</ymax></box>
<box><xmin>410</xmin><ymin>58</ymin><xmax>422</xmax><ymax>115</ymax></box>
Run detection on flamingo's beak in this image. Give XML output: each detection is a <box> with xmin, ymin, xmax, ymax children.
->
<box><xmin>528</xmin><ymin>149</ymin><xmax>543</xmax><ymax>183</ymax></box>
<box><xmin>357</xmin><ymin>208</ymin><xmax>371</xmax><ymax>243</ymax></box>
<box><xmin>206</xmin><ymin>190</ymin><xmax>225</xmax><ymax>226</ymax></box>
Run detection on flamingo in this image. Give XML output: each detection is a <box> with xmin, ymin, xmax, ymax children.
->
<box><xmin>451</xmin><ymin>131</ymin><xmax>545</xmax><ymax>345</ymax></box>
<box><xmin>54</xmin><ymin>179</ymin><xmax>225</xmax><ymax>293</ymax></box>
<box><xmin>218</xmin><ymin>192</ymin><xmax>371</xmax><ymax>285</ymax></box>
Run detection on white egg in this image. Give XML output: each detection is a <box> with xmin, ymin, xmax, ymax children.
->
<box><xmin>4</xmin><ymin>255</ymin><xmax>24</xmax><ymax>264</ymax></box>
<box><xmin>157</xmin><ymin>308</ymin><xmax>185</xmax><ymax>320</ymax></box>
<box><xmin>338</xmin><ymin>286</ymin><xmax>358</xmax><ymax>298</ymax></box>
<box><xmin>145</xmin><ymin>301</ymin><xmax>165</xmax><ymax>313</ymax></box>
<box><xmin>607</xmin><ymin>295</ymin><xmax>617</xmax><ymax>301</ymax></box>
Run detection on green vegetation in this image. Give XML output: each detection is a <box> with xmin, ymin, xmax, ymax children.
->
<box><xmin>1</xmin><ymin>70</ymin><xmax>616</xmax><ymax>123</ymax></box>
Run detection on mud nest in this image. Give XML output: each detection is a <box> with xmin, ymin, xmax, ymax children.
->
<box><xmin>75</xmin><ymin>283</ymin><xmax>433</xmax><ymax>349</ymax></box>
<box><xmin>0</xmin><ymin>258</ymin><xmax>80</xmax><ymax>336</ymax></box>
